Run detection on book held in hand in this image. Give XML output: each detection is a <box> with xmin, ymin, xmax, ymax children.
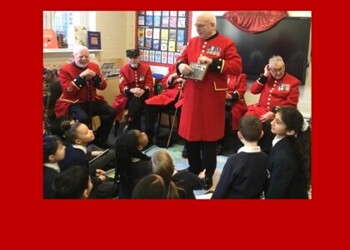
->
<box><xmin>186</xmin><ymin>63</ymin><xmax>209</xmax><ymax>81</ymax></box>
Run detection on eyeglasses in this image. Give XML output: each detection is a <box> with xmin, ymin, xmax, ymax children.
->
<box><xmin>270</xmin><ymin>67</ymin><xmax>285</xmax><ymax>74</ymax></box>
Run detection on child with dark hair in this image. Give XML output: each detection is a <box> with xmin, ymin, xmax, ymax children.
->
<box><xmin>212</xmin><ymin>115</ymin><xmax>269</xmax><ymax>199</ymax></box>
<box><xmin>52</xmin><ymin>165</ymin><xmax>93</xmax><ymax>199</ymax></box>
<box><xmin>59</xmin><ymin>122</ymin><xmax>118</xmax><ymax>198</ymax></box>
<box><xmin>151</xmin><ymin>150</ymin><xmax>203</xmax><ymax>198</ymax></box>
<box><xmin>49</xmin><ymin>115</ymin><xmax>76</xmax><ymax>140</ymax></box>
<box><xmin>115</xmin><ymin>129</ymin><xmax>152</xmax><ymax>198</ymax></box>
<box><xmin>50</xmin><ymin>115</ymin><xmax>116</xmax><ymax>171</ymax></box>
<box><xmin>131</xmin><ymin>174</ymin><xmax>167</xmax><ymax>199</ymax></box>
<box><xmin>265</xmin><ymin>107</ymin><xmax>311</xmax><ymax>198</ymax></box>
<box><xmin>43</xmin><ymin>135</ymin><xmax>66</xmax><ymax>198</ymax></box>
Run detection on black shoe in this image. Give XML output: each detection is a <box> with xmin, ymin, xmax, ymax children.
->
<box><xmin>204</xmin><ymin>177</ymin><xmax>213</xmax><ymax>190</ymax></box>
<box><xmin>181</xmin><ymin>147</ymin><xmax>188</xmax><ymax>158</ymax></box>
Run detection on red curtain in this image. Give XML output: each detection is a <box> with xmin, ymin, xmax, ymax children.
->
<box><xmin>223</xmin><ymin>11</ymin><xmax>288</xmax><ymax>34</ymax></box>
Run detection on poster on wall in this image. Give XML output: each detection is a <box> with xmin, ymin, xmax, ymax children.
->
<box><xmin>136</xmin><ymin>10</ymin><xmax>189</xmax><ymax>66</ymax></box>
<box><xmin>87</xmin><ymin>31</ymin><xmax>101</xmax><ymax>50</ymax></box>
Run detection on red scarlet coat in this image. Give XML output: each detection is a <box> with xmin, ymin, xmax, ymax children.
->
<box><xmin>227</xmin><ymin>74</ymin><xmax>248</xmax><ymax>131</ymax></box>
<box><xmin>55</xmin><ymin>62</ymin><xmax>107</xmax><ymax>117</ymax></box>
<box><xmin>145</xmin><ymin>65</ymin><xmax>182</xmax><ymax>106</ymax></box>
<box><xmin>112</xmin><ymin>62</ymin><xmax>153</xmax><ymax>122</ymax></box>
<box><xmin>246</xmin><ymin>73</ymin><xmax>300</xmax><ymax>117</ymax></box>
<box><xmin>177</xmin><ymin>33</ymin><xmax>242</xmax><ymax>141</ymax></box>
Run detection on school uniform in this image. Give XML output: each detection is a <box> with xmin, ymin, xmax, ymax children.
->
<box><xmin>265</xmin><ymin>136</ymin><xmax>309</xmax><ymax>199</ymax></box>
<box><xmin>118</xmin><ymin>158</ymin><xmax>152</xmax><ymax>198</ymax></box>
<box><xmin>212</xmin><ymin>146</ymin><xmax>268</xmax><ymax>199</ymax></box>
<box><xmin>172</xmin><ymin>170</ymin><xmax>204</xmax><ymax>199</ymax></box>
<box><xmin>59</xmin><ymin>143</ymin><xmax>117</xmax><ymax>198</ymax></box>
<box><xmin>43</xmin><ymin>163</ymin><xmax>60</xmax><ymax>199</ymax></box>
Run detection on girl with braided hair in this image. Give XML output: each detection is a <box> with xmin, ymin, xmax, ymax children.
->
<box><xmin>115</xmin><ymin>130</ymin><xmax>152</xmax><ymax>198</ymax></box>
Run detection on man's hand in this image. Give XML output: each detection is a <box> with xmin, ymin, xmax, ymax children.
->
<box><xmin>178</xmin><ymin>63</ymin><xmax>194</xmax><ymax>76</ymax></box>
<box><xmin>263</xmin><ymin>64</ymin><xmax>271</xmax><ymax>77</ymax></box>
<box><xmin>174</xmin><ymin>78</ymin><xmax>186</xmax><ymax>89</ymax></box>
<box><xmin>260</xmin><ymin>111</ymin><xmax>275</xmax><ymax>123</ymax></box>
<box><xmin>130</xmin><ymin>87</ymin><xmax>145</xmax><ymax>98</ymax></box>
<box><xmin>96</xmin><ymin>169</ymin><xmax>106</xmax><ymax>181</ymax></box>
<box><xmin>167</xmin><ymin>73</ymin><xmax>178</xmax><ymax>83</ymax></box>
<box><xmin>198</xmin><ymin>56</ymin><xmax>213</xmax><ymax>65</ymax></box>
<box><xmin>79</xmin><ymin>68</ymin><xmax>97</xmax><ymax>79</ymax></box>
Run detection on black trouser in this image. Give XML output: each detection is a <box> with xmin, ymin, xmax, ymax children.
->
<box><xmin>186</xmin><ymin>141</ymin><xmax>217</xmax><ymax>178</ymax></box>
<box><xmin>125</xmin><ymin>96</ymin><xmax>146</xmax><ymax>130</ymax></box>
<box><xmin>69</xmin><ymin>101</ymin><xmax>116</xmax><ymax>144</ymax></box>
<box><xmin>144</xmin><ymin>100</ymin><xmax>177</xmax><ymax>139</ymax></box>
<box><xmin>218</xmin><ymin>109</ymin><xmax>233</xmax><ymax>147</ymax></box>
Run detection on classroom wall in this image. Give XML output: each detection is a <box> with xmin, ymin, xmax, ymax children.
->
<box><xmin>43</xmin><ymin>11</ymin><xmax>136</xmax><ymax>65</ymax></box>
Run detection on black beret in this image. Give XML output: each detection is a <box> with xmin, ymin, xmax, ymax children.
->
<box><xmin>126</xmin><ymin>49</ymin><xmax>140</xmax><ymax>58</ymax></box>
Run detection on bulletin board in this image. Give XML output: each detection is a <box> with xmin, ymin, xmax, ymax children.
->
<box><xmin>136</xmin><ymin>10</ymin><xmax>191</xmax><ymax>66</ymax></box>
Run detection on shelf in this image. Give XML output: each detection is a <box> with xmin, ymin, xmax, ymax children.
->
<box><xmin>43</xmin><ymin>48</ymin><xmax>102</xmax><ymax>54</ymax></box>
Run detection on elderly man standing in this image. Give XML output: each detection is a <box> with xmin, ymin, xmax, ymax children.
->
<box><xmin>55</xmin><ymin>45</ymin><xmax>116</xmax><ymax>148</ymax></box>
<box><xmin>176</xmin><ymin>12</ymin><xmax>242</xmax><ymax>189</ymax></box>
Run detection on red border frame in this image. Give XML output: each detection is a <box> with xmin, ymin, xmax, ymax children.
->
<box><xmin>5</xmin><ymin>1</ymin><xmax>348</xmax><ymax>248</ymax></box>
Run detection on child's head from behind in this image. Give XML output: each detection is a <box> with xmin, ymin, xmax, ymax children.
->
<box><xmin>239</xmin><ymin>115</ymin><xmax>263</xmax><ymax>142</ymax></box>
<box><xmin>271</xmin><ymin>107</ymin><xmax>305</xmax><ymax>137</ymax></box>
<box><xmin>52</xmin><ymin>165</ymin><xmax>93</xmax><ymax>199</ymax></box>
<box><xmin>131</xmin><ymin>174</ymin><xmax>166</xmax><ymax>199</ymax></box>
<box><xmin>44</xmin><ymin>135</ymin><xmax>66</xmax><ymax>163</ymax></box>
<box><xmin>151</xmin><ymin>150</ymin><xmax>175</xmax><ymax>185</ymax></box>
<box><xmin>64</xmin><ymin>123</ymin><xmax>95</xmax><ymax>146</ymax></box>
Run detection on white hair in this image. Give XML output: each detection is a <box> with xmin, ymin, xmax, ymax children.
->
<box><xmin>269</xmin><ymin>55</ymin><xmax>284</xmax><ymax>66</ymax></box>
<box><xmin>73</xmin><ymin>45</ymin><xmax>89</xmax><ymax>55</ymax></box>
<box><xmin>197</xmin><ymin>12</ymin><xmax>217</xmax><ymax>27</ymax></box>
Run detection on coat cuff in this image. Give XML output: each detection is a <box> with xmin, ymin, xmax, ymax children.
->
<box><xmin>209</xmin><ymin>58</ymin><xmax>224</xmax><ymax>73</ymax></box>
<box><xmin>257</xmin><ymin>75</ymin><xmax>268</xmax><ymax>85</ymax></box>
<box><xmin>176</xmin><ymin>61</ymin><xmax>185</xmax><ymax>76</ymax></box>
